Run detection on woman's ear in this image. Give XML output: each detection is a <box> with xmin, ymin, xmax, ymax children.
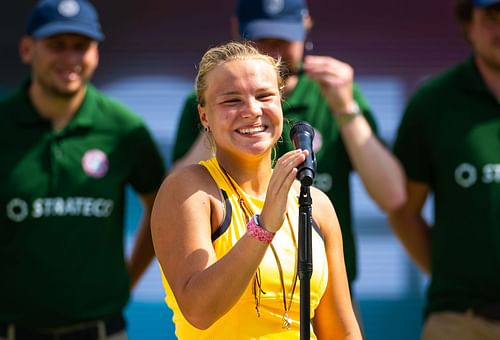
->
<box><xmin>198</xmin><ymin>104</ymin><xmax>209</xmax><ymax>129</ymax></box>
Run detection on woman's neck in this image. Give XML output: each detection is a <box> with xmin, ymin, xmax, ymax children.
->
<box><xmin>216</xmin><ymin>153</ymin><xmax>273</xmax><ymax>199</ymax></box>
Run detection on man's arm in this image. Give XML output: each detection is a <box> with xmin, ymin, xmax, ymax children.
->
<box><xmin>304</xmin><ymin>55</ymin><xmax>406</xmax><ymax>213</ymax></box>
<box><xmin>127</xmin><ymin>190</ymin><xmax>158</xmax><ymax>288</ymax></box>
<box><xmin>388</xmin><ymin>179</ymin><xmax>432</xmax><ymax>275</ymax></box>
<box><xmin>337</xmin><ymin>107</ymin><xmax>406</xmax><ymax>213</ymax></box>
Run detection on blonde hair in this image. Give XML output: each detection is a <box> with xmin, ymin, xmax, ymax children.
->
<box><xmin>195</xmin><ymin>41</ymin><xmax>284</xmax><ymax>107</ymax></box>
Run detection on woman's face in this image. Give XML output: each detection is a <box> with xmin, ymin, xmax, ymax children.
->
<box><xmin>199</xmin><ymin>58</ymin><xmax>283</xmax><ymax>160</ymax></box>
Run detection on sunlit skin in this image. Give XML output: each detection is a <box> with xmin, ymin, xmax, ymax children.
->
<box><xmin>467</xmin><ymin>6</ymin><xmax>500</xmax><ymax>73</ymax></box>
<box><xmin>198</xmin><ymin>59</ymin><xmax>283</xmax><ymax>170</ymax></box>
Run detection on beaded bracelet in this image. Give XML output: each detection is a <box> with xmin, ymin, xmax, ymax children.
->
<box><xmin>247</xmin><ymin>215</ymin><xmax>275</xmax><ymax>244</ymax></box>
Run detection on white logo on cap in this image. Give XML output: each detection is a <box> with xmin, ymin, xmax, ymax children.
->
<box><xmin>263</xmin><ymin>0</ymin><xmax>285</xmax><ymax>15</ymax></box>
<box><xmin>58</xmin><ymin>0</ymin><xmax>80</xmax><ymax>17</ymax></box>
<box><xmin>82</xmin><ymin>149</ymin><xmax>109</xmax><ymax>178</ymax></box>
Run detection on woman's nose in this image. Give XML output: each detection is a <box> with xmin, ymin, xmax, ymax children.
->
<box><xmin>242</xmin><ymin>98</ymin><xmax>262</xmax><ymax>118</ymax></box>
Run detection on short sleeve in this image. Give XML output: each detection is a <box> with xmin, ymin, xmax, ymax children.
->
<box><xmin>127</xmin><ymin>124</ymin><xmax>166</xmax><ymax>194</ymax></box>
<box><xmin>172</xmin><ymin>91</ymin><xmax>202</xmax><ymax>162</ymax></box>
<box><xmin>393</xmin><ymin>92</ymin><xmax>432</xmax><ymax>183</ymax></box>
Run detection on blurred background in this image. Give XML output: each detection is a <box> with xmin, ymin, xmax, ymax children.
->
<box><xmin>0</xmin><ymin>1</ymin><xmax>469</xmax><ymax>339</ymax></box>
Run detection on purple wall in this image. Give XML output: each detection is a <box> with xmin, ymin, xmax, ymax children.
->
<box><xmin>1</xmin><ymin>1</ymin><xmax>468</xmax><ymax>91</ymax></box>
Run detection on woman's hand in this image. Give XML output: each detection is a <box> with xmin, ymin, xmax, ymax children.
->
<box><xmin>259</xmin><ymin>149</ymin><xmax>307</xmax><ymax>232</ymax></box>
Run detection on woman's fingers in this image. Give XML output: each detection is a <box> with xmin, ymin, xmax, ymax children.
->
<box><xmin>260</xmin><ymin>149</ymin><xmax>307</xmax><ymax>232</ymax></box>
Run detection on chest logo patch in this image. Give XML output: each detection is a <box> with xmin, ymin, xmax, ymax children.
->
<box><xmin>312</xmin><ymin>127</ymin><xmax>322</xmax><ymax>153</ymax></box>
<box><xmin>82</xmin><ymin>149</ymin><xmax>109</xmax><ymax>178</ymax></box>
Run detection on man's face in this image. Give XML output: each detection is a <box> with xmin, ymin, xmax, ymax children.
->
<box><xmin>253</xmin><ymin>38</ymin><xmax>305</xmax><ymax>77</ymax></box>
<box><xmin>20</xmin><ymin>33</ymin><xmax>99</xmax><ymax>98</ymax></box>
<box><xmin>466</xmin><ymin>5</ymin><xmax>500</xmax><ymax>71</ymax></box>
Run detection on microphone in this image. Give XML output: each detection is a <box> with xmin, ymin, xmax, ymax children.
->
<box><xmin>289</xmin><ymin>121</ymin><xmax>316</xmax><ymax>186</ymax></box>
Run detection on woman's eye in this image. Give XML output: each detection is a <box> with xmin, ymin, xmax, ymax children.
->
<box><xmin>223</xmin><ymin>99</ymin><xmax>240</xmax><ymax>105</ymax></box>
<box><xmin>258</xmin><ymin>93</ymin><xmax>275</xmax><ymax>101</ymax></box>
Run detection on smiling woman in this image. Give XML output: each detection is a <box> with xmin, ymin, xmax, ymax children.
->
<box><xmin>197</xmin><ymin>44</ymin><xmax>283</xmax><ymax>162</ymax></box>
<box><xmin>151</xmin><ymin>41</ymin><xmax>362</xmax><ymax>340</ymax></box>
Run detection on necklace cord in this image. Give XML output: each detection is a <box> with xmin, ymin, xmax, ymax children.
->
<box><xmin>218</xmin><ymin>161</ymin><xmax>298</xmax><ymax>327</ymax></box>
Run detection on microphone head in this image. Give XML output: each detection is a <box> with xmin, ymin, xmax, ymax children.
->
<box><xmin>289</xmin><ymin>121</ymin><xmax>314</xmax><ymax>141</ymax></box>
<box><xmin>289</xmin><ymin>121</ymin><xmax>316</xmax><ymax>186</ymax></box>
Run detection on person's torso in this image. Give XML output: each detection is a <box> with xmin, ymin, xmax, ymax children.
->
<box><xmin>394</xmin><ymin>59</ymin><xmax>500</xmax><ymax>313</ymax></box>
<box><xmin>0</xmin><ymin>84</ymin><xmax>164</xmax><ymax>327</ymax></box>
<box><xmin>163</xmin><ymin>157</ymin><xmax>329</xmax><ymax>339</ymax></box>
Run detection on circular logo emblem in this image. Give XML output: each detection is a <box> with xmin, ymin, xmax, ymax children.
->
<box><xmin>82</xmin><ymin>149</ymin><xmax>109</xmax><ymax>178</ymax></box>
<box><xmin>263</xmin><ymin>0</ymin><xmax>285</xmax><ymax>15</ymax></box>
<box><xmin>314</xmin><ymin>173</ymin><xmax>332</xmax><ymax>192</ymax></box>
<box><xmin>6</xmin><ymin>198</ymin><xmax>29</xmax><ymax>223</ymax></box>
<box><xmin>58</xmin><ymin>0</ymin><xmax>80</xmax><ymax>17</ymax></box>
<box><xmin>455</xmin><ymin>163</ymin><xmax>477</xmax><ymax>188</ymax></box>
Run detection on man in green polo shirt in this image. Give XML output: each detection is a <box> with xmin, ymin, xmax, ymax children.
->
<box><xmin>171</xmin><ymin>0</ymin><xmax>406</xmax><ymax>326</ymax></box>
<box><xmin>389</xmin><ymin>0</ymin><xmax>500</xmax><ymax>338</ymax></box>
<box><xmin>0</xmin><ymin>0</ymin><xmax>165</xmax><ymax>339</ymax></box>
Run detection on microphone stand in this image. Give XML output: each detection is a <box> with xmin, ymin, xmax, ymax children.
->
<box><xmin>289</xmin><ymin>120</ymin><xmax>316</xmax><ymax>338</ymax></box>
<box><xmin>298</xmin><ymin>184</ymin><xmax>313</xmax><ymax>339</ymax></box>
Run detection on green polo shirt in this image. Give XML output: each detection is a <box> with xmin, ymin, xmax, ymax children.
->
<box><xmin>394</xmin><ymin>57</ymin><xmax>500</xmax><ymax>316</ymax></box>
<box><xmin>173</xmin><ymin>74</ymin><xmax>378</xmax><ymax>285</ymax></box>
<box><xmin>0</xmin><ymin>82</ymin><xmax>165</xmax><ymax>328</ymax></box>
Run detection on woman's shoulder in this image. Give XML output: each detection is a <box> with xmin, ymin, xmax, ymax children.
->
<box><xmin>311</xmin><ymin>185</ymin><xmax>335</xmax><ymax>211</ymax></box>
<box><xmin>307</xmin><ymin>185</ymin><xmax>340</xmax><ymax>239</ymax></box>
<box><xmin>160</xmin><ymin>163</ymin><xmax>219</xmax><ymax>199</ymax></box>
<box><xmin>291</xmin><ymin>181</ymin><xmax>331</xmax><ymax>204</ymax></box>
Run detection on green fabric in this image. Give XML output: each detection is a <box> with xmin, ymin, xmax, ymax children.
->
<box><xmin>0</xmin><ymin>82</ymin><xmax>166</xmax><ymax>328</ymax></box>
<box><xmin>173</xmin><ymin>74</ymin><xmax>378</xmax><ymax>285</ymax></box>
<box><xmin>394</xmin><ymin>57</ymin><xmax>500</xmax><ymax>316</ymax></box>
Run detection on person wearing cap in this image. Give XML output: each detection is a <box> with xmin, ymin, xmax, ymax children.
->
<box><xmin>388</xmin><ymin>0</ymin><xmax>500</xmax><ymax>338</ymax></box>
<box><xmin>0</xmin><ymin>0</ymin><xmax>165</xmax><ymax>339</ymax></box>
<box><xmin>171</xmin><ymin>0</ymin><xmax>406</xmax><ymax>322</ymax></box>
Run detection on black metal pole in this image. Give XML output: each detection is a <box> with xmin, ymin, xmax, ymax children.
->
<box><xmin>298</xmin><ymin>185</ymin><xmax>313</xmax><ymax>339</ymax></box>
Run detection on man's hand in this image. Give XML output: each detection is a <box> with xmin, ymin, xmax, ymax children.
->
<box><xmin>303</xmin><ymin>55</ymin><xmax>355</xmax><ymax>114</ymax></box>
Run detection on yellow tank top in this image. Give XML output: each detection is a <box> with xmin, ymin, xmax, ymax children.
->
<box><xmin>162</xmin><ymin>157</ymin><xmax>329</xmax><ymax>339</ymax></box>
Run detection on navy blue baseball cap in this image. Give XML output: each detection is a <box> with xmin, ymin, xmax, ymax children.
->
<box><xmin>26</xmin><ymin>0</ymin><xmax>104</xmax><ymax>41</ymax></box>
<box><xmin>472</xmin><ymin>0</ymin><xmax>500</xmax><ymax>6</ymax></box>
<box><xmin>237</xmin><ymin>0</ymin><xmax>308</xmax><ymax>42</ymax></box>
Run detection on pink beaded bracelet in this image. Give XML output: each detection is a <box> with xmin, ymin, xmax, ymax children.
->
<box><xmin>247</xmin><ymin>215</ymin><xmax>275</xmax><ymax>244</ymax></box>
